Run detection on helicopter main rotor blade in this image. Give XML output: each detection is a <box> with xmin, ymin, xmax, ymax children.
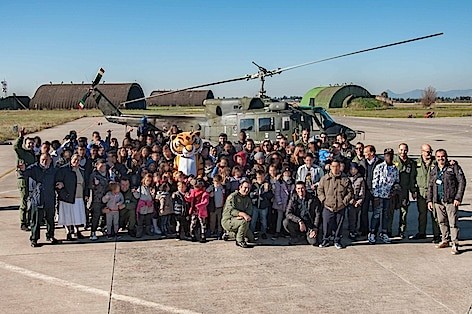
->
<box><xmin>121</xmin><ymin>74</ymin><xmax>252</xmax><ymax>106</ymax></box>
<box><xmin>275</xmin><ymin>32</ymin><xmax>444</xmax><ymax>74</ymax></box>
<box><xmin>120</xmin><ymin>32</ymin><xmax>443</xmax><ymax>106</ymax></box>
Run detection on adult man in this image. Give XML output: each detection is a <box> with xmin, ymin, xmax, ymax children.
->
<box><xmin>369</xmin><ymin>148</ymin><xmax>400</xmax><ymax>244</ymax></box>
<box><xmin>358</xmin><ymin>145</ymin><xmax>382</xmax><ymax>236</ymax></box>
<box><xmin>390</xmin><ymin>143</ymin><xmax>417</xmax><ymax>239</ymax></box>
<box><xmin>119</xmin><ymin>177</ymin><xmax>137</xmax><ymax>237</ymax></box>
<box><xmin>215</xmin><ymin>133</ymin><xmax>227</xmax><ymax>156</ymax></box>
<box><xmin>233</xmin><ymin>131</ymin><xmax>247</xmax><ymax>153</ymax></box>
<box><xmin>410</xmin><ymin>144</ymin><xmax>440</xmax><ymax>242</ymax></box>
<box><xmin>295</xmin><ymin>129</ymin><xmax>310</xmax><ymax>149</ymax></box>
<box><xmin>317</xmin><ymin>160</ymin><xmax>353</xmax><ymax>249</ymax></box>
<box><xmin>427</xmin><ymin>149</ymin><xmax>466</xmax><ymax>254</ymax></box>
<box><xmin>19</xmin><ymin>153</ymin><xmax>60</xmax><ymax>247</ymax></box>
<box><xmin>351</xmin><ymin>142</ymin><xmax>365</xmax><ymax>163</ymax></box>
<box><xmin>88</xmin><ymin>159</ymin><xmax>109</xmax><ymax>240</ymax></box>
<box><xmin>14</xmin><ymin>128</ymin><xmax>36</xmax><ymax>231</ymax></box>
<box><xmin>221</xmin><ymin>179</ymin><xmax>255</xmax><ymax>248</ymax></box>
<box><xmin>283</xmin><ymin>181</ymin><xmax>320</xmax><ymax>245</ymax></box>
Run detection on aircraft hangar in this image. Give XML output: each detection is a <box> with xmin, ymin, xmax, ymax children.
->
<box><xmin>30</xmin><ymin>83</ymin><xmax>146</xmax><ymax>110</ymax></box>
<box><xmin>300</xmin><ymin>84</ymin><xmax>371</xmax><ymax>108</ymax></box>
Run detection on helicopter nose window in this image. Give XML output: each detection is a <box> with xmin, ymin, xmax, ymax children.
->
<box><xmin>259</xmin><ymin>118</ymin><xmax>274</xmax><ymax>131</ymax></box>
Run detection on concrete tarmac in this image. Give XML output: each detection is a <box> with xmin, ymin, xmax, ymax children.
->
<box><xmin>0</xmin><ymin>116</ymin><xmax>471</xmax><ymax>313</ymax></box>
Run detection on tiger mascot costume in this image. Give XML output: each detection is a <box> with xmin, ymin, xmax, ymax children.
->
<box><xmin>170</xmin><ymin>131</ymin><xmax>204</xmax><ymax>178</ymax></box>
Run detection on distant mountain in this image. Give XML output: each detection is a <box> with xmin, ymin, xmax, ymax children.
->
<box><xmin>386</xmin><ymin>89</ymin><xmax>472</xmax><ymax>99</ymax></box>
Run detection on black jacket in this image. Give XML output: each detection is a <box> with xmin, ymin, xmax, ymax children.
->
<box><xmin>22</xmin><ymin>163</ymin><xmax>58</xmax><ymax>209</ymax></box>
<box><xmin>427</xmin><ymin>162</ymin><xmax>466</xmax><ymax>204</ymax></box>
<box><xmin>359</xmin><ymin>156</ymin><xmax>382</xmax><ymax>191</ymax></box>
<box><xmin>249</xmin><ymin>181</ymin><xmax>273</xmax><ymax>209</ymax></box>
<box><xmin>285</xmin><ymin>194</ymin><xmax>321</xmax><ymax>230</ymax></box>
<box><xmin>56</xmin><ymin>164</ymin><xmax>88</xmax><ymax>204</ymax></box>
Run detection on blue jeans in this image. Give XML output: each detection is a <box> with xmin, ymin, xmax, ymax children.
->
<box><xmin>251</xmin><ymin>207</ymin><xmax>268</xmax><ymax>234</ymax></box>
<box><xmin>370</xmin><ymin>198</ymin><xmax>390</xmax><ymax>234</ymax></box>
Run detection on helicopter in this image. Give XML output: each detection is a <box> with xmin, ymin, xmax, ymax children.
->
<box><xmin>81</xmin><ymin>32</ymin><xmax>443</xmax><ymax>144</ymax></box>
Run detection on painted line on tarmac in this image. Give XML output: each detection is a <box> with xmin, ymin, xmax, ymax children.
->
<box><xmin>0</xmin><ymin>189</ymin><xmax>18</xmax><ymax>195</ymax></box>
<box><xmin>0</xmin><ymin>260</ymin><xmax>200</xmax><ymax>314</ymax></box>
<box><xmin>0</xmin><ymin>167</ymin><xmax>15</xmax><ymax>181</ymax></box>
<box><xmin>355</xmin><ymin>250</ymin><xmax>456</xmax><ymax>313</ymax></box>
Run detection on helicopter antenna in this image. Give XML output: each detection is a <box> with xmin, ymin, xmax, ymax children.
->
<box><xmin>121</xmin><ymin>32</ymin><xmax>443</xmax><ymax>106</ymax></box>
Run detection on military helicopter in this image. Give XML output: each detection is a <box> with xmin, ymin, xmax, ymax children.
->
<box><xmin>82</xmin><ymin>33</ymin><xmax>443</xmax><ymax>144</ymax></box>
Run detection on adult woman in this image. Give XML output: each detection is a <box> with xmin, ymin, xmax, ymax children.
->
<box><xmin>289</xmin><ymin>144</ymin><xmax>306</xmax><ymax>172</ymax></box>
<box><xmin>56</xmin><ymin>154</ymin><xmax>88</xmax><ymax>241</ymax></box>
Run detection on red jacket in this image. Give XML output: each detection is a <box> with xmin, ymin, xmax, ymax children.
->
<box><xmin>185</xmin><ymin>188</ymin><xmax>210</xmax><ymax>218</ymax></box>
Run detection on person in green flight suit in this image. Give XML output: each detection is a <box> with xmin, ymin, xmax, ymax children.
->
<box><xmin>14</xmin><ymin>127</ymin><xmax>37</xmax><ymax>231</ymax></box>
<box><xmin>221</xmin><ymin>179</ymin><xmax>255</xmax><ymax>248</ymax></box>
<box><xmin>390</xmin><ymin>143</ymin><xmax>417</xmax><ymax>239</ymax></box>
<box><xmin>409</xmin><ymin>144</ymin><xmax>440</xmax><ymax>242</ymax></box>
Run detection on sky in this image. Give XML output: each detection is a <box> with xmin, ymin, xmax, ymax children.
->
<box><xmin>1</xmin><ymin>0</ymin><xmax>471</xmax><ymax>98</ymax></box>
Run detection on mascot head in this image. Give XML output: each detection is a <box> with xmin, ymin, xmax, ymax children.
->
<box><xmin>170</xmin><ymin>131</ymin><xmax>202</xmax><ymax>158</ymax></box>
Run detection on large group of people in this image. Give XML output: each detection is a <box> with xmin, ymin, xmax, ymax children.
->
<box><xmin>14</xmin><ymin>124</ymin><xmax>466</xmax><ymax>254</ymax></box>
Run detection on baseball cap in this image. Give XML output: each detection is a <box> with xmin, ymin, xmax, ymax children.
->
<box><xmin>384</xmin><ymin>148</ymin><xmax>394</xmax><ymax>155</ymax></box>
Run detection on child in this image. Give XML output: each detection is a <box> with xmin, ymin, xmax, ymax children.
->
<box><xmin>348</xmin><ymin>162</ymin><xmax>365</xmax><ymax>240</ymax></box>
<box><xmin>155</xmin><ymin>182</ymin><xmax>173</xmax><ymax>237</ymax></box>
<box><xmin>133</xmin><ymin>173</ymin><xmax>155</xmax><ymax>238</ymax></box>
<box><xmin>172</xmin><ymin>181</ymin><xmax>189</xmax><ymax>240</ymax></box>
<box><xmin>249</xmin><ymin>170</ymin><xmax>273</xmax><ymax>240</ymax></box>
<box><xmin>273</xmin><ymin>167</ymin><xmax>294</xmax><ymax>238</ymax></box>
<box><xmin>207</xmin><ymin>174</ymin><xmax>225</xmax><ymax>239</ymax></box>
<box><xmin>102</xmin><ymin>182</ymin><xmax>125</xmax><ymax>240</ymax></box>
<box><xmin>185</xmin><ymin>180</ymin><xmax>210</xmax><ymax>243</ymax></box>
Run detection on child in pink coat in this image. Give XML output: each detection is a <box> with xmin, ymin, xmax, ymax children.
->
<box><xmin>185</xmin><ymin>179</ymin><xmax>209</xmax><ymax>243</ymax></box>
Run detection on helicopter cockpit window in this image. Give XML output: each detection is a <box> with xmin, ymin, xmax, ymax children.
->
<box><xmin>240</xmin><ymin>118</ymin><xmax>254</xmax><ymax>132</ymax></box>
<box><xmin>319</xmin><ymin>110</ymin><xmax>334</xmax><ymax>128</ymax></box>
<box><xmin>259</xmin><ymin>118</ymin><xmax>274</xmax><ymax>131</ymax></box>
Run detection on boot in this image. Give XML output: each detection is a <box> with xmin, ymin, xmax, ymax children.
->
<box><xmin>136</xmin><ymin>226</ymin><xmax>143</xmax><ymax>238</ymax></box>
<box><xmin>145</xmin><ymin>225</ymin><xmax>153</xmax><ymax>236</ymax></box>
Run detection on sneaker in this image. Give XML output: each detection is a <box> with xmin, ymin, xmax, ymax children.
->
<box><xmin>30</xmin><ymin>240</ymin><xmax>40</xmax><ymax>248</ymax></box>
<box><xmin>318</xmin><ymin>240</ymin><xmax>330</xmax><ymax>248</ymax></box>
<box><xmin>107</xmin><ymin>236</ymin><xmax>113</xmax><ymax>240</ymax></box>
<box><xmin>399</xmin><ymin>232</ymin><xmax>405</xmax><ymax>240</ymax></box>
<box><xmin>435</xmin><ymin>241</ymin><xmax>449</xmax><ymax>249</ymax></box>
<box><xmin>222</xmin><ymin>233</ymin><xmax>229</xmax><ymax>241</ymax></box>
<box><xmin>271</xmin><ymin>232</ymin><xmax>280</xmax><ymax>240</ymax></box>
<box><xmin>261</xmin><ymin>233</ymin><xmax>268</xmax><ymax>240</ymax></box>
<box><xmin>334</xmin><ymin>242</ymin><xmax>343</xmax><ymax>249</ymax></box>
<box><xmin>379</xmin><ymin>233</ymin><xmax>391</xmax><ymax>244</ymax></box>
<box><xmin>368</xmin><ymin>233</ymin><xmax>376</xmax><ymax>244</ymax></box>
<box><xmin>451</xmin><ymin>244</ymin><xmax>459</xmax><ymax>255</ymax></box>
<box><xmin>21</xmin><ymin>224</ymin><xmax>30</xmax><ymax>231</ymax></box>
<box><xmin>409</xmin><ymin>233</ymin><xmax>426</xmax><ymax>240</ymax></box>
<box><xmin>348</xmin><ymin>232</ymin><xmax>357</xmax><ymax>240</ymax></box>
<box><xmin>432</xmin><ymin>236</ymin><xmax>441</xmax><ymax>244</ymax></box>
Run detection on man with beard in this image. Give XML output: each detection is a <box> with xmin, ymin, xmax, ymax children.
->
<box><xmin>391</xmin><ymin>143</ymin><xmax>417</xmax><ymax>239</ymax></box>
<box><xmin>427</xmin><ymin>149</ymin><xmax>466</xmax><ymax>255</ymax></box>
